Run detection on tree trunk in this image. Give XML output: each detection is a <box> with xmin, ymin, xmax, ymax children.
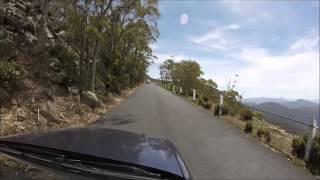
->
<box><xmin>33</xmin><ymin>0</ymin><xmax>51</xmax><ymax>55</ymax></box>
<box><xmin>89</xmin><ymin>39</ymin><xmax>100</xmax><ymax>92</ymax></box>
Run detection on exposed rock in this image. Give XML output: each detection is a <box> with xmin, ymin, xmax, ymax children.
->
<box><xmin>46</xmin><ymin>27</ymin><xmax>54</xmax><ymax>39</ymax></box>
<box><xmin>0</xmin><ymin>107</ymin><xmax>9</xmax><ymax>114</ymax></box>
<box><xmin>24</xmin><ymin>31</ymin><xmax>37</xmax><ymax>44</ymax></box>
<box><xmin>35</xmin><ymin>114</ymin><xmax>48</xmax><ymax>127</ymax></box>
<box><xmin>4</xmin><ymin>25</ymin><xmax>15</xmax><ymax>31</ymax></box>
<box><xmin>40</xmin><ymin>101</ymin><xmax>62</xmax><ymax>123</ymax></box>
<box><xmin>53</xmin><ymin>85</ymin><xmax>67</xmax><ymax>96</ymax></box>
<box><xmin>38</xmin><ymin>88</ymin><xmax>54</xmax><ymax>101</ymax></box>
<box><xmin>68</xmin><ymin>86</ymin><xmax>80</xmax><ymax>95</ymax></box>
<box><xmin>11</xmin><ymin>98</ymin><xmax>18</xmax><ymax>106</ymax></box>
<box><xmin>48</xmin><ymin>57</ymin><xmax>61</xmax><ymax>71</ymax></box>
<box><xmin>50</xmin><ymin>71</ymin><xmax>66</xmax><ymax>84</ymax></box>
<box><xmin>58</xmin><ymin>113</ymin><xmax>65</xmax><ymax>120</ymax></box>
<box><xmin>16</xmin><ymin>107</ymin><xmax>27</xmax><ymax>121</ymax></box>
<box><xmin>56</xmin><ymin>30</ymin><xmax>66</xmax><ymax>38</ymax></box>
<box><xmin>80</xmin><ymin>91</ymin><xmax>102</xmax><ymax>108</ymax></box>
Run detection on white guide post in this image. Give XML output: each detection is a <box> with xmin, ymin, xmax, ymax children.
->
<box><xmin>219</xmin><ymin>94</ymin><xmax>224</xmax><ymax>116</ymax></box>
<box><xmin>193</xmin><ymin>89</ymin><xmax>196</xmax><ymax>101</ymax></box>
<box><xmin>304</xmin><ymin>117</ymin><xmax>317</xmax><ymax>161</ymax></box>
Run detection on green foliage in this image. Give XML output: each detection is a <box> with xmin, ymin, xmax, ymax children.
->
<box><xmin>240</xmin><ymin>109</ymin><xmax>253</xmax><ymax>121</ymax></box>
<box><xmin>161</xmin><ymin>59</ymin><xmax>203</xmax><ymax>95</ymax></box>
<box><xmin>244</xmin><ymin>121</ymin><xmax>253</xmax><ymax>133</ymax></box>
<box><xmin>203</xmin><ymin>96</ymin><xmax>209</xmax><ymax>102</ymax></box>
<box><xmin>309</xmin><ymin>136</ymin><xmax>320</xmax><ymax>173</ymax></box>
<box><xmin>292</xmin><ymin>135</ymin><xmax>320</xmax><ymax>173</ymax></box>
<box><xmin>197</xmin><ymin>96</ymin><xmax>205</xmax><ymax>106</ymax></box>
<box><xmin>224</xmin><ymin>101</ymin><xmax>242</xmax><ymax>116</ymax></box>
<box><xmin>254</xmin><ymin>112</ymin><xmax>263</xmax><ymax>120</ymax></box>
<box><xmin>214</xmin><ymin>104</ymin><xmax>228</xmax><ymax>116</ymax></box>
<box><xmin>257</xmin><ymin>128</ymin><xmax>265</xmax><ymax>138</ymax></box>
<box><xmin>292</xmin><ymin>135</ymin><xmax>308</xmax><ymax>159</ymax></box>
<box><xmin>0</xmin><ymin>30</ymin><xmax>16</xmax><ymax>60</ymax></box>
<box><xmin>197</xmin><ymin>95</ymin><xmax>212</xmax><ymax>109</ymax></box>
<box><xmin>49</xmin><ymin>43</ymin><xmax>79</xmax><ymax>87</ymax></box>
<box><xmin>64</xmin><ymin>0</ymin><xmax>159</xmax><ymax>92</ymax></box>
<box><xmin>0</xmin><ymin>61</ymin><xmax>26</xmax><ymax>92</ymax></box>
<box><xmin>111</xmin><ymin>80</ymin><xmax>121</xmax><ymax>95</ymax></box>
<box><xmin>265</xmin><ymin>131</ymin><xmax>271</xmax><ymax>144</ymax></box>
<box><xmin>257</xmin><ymin>128</ymin><xmax>272</xmax><ymax>144</ymax></box>
<box><xmin>203</xmin><ymin>102</ymin><xmax>212</xmax><ymax>109</ymax></box>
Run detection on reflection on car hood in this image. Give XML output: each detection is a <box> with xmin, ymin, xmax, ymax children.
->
<box><xmin>0</xmin><ymin>127</ymin><xmax>185</xmax><ymax>177</ymax></box>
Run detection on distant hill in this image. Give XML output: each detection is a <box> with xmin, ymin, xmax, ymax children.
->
<box><xmin>243</xmin><ymin>97</ymin><xmax>290</xmax><ymax>105</ymax></box>
<box><xmin>253</xmin><ymin>102</ymin><xmax>319</xmax><ymax>134</ymax></box>
<box><xmin>284</xmin><ymin>99</ymin><xmax>319</xmax><ymax>108</ymax></box>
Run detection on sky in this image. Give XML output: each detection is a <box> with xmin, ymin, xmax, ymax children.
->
<box><xmin>147</xmin><ymin>0</ymin><xmax>320</xmax><ymax>101</ymax></box>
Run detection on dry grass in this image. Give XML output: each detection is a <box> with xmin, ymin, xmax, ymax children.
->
<box><xmin>0</xmin><ymin>86</ymin><xmax>140</xmax><ymax>179</ymax></box>
<box><xmin>222</xmin><ymin>115</ymin><xmax>306</xmax><ymax>168</ymax></box>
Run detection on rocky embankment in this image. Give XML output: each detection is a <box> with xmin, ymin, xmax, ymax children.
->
<box><xmin>0</xmin><ymin>0</ymin><xmax>139</xmax><ymax>136</ymax></box>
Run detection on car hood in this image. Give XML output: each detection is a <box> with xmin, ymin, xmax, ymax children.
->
<box><xmin>0</xmin><ymin>127</ymin><xmax>188</xmax><ymax>178</ymax></box>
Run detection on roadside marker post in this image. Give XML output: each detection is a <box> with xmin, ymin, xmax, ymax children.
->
<box><xmin>219</xmin><ymin>94</ymin><xmax>224</xmax><ymax>116</ymax></box>
<box><xmin>180</xmin><ymin>87</ymin><xmax>182</xmax><ymax>94</ymax></box>
<box><xmin>193</xmin><ymin>89</ymin><xmax>196</xmax><ymax>101</ymax></box>
<box><xmin>304</xmin><ymin>117</ymin><xmax>317</xmax><ymax>161</ymax></box>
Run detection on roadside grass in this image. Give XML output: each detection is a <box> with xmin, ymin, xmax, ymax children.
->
<box><xmin>222</xmin><ymin>115</ymin><xmax>306</xmax><ymax>167</ymax></box>
<box><xmin>166</xmin><ymin>88</ymin><xmax>309</xmax><ymax>172</ymax></box>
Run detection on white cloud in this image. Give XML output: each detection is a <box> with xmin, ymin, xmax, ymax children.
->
<box><xmin>153</xmin><ymin>52</ymin><xmax>186</xmax><ymax>64</ymax></box>
<box><xmin>150</xmin><ymin>43</ymin><xmax>158</xmax><ymax>51</ymax></box>
<box><xmin>189</xmin><ymin>23</ymin><xmax>240</xmax><ymax>51</ymax></box>
<box><xmin>221</xmin><ymin>1</ymin><xmax>273</xmax><ymax>23</ymax></box>
<box><xmin>180</xmin><ymin>13</ymin><xmax>189</xmax><ymax>25</ymax></box>
<box><xmin>290</xmin><ymin>29</ymin><xmax>319</xmax><ymax>51</ymax></box>
<box><xmin>235</xmin><ymin>48</ymin><xmax>319</xmax><ymax>99</ymax></box>
<box><xmin>226</xmin><ymin>23</ymin><xmax>240</xmax><ymax>30</ymax></box>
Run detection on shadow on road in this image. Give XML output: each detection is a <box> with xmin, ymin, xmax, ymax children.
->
<box><xmin>89</xmin><ymin>114</ymin><xmax>135</xmax><ymax>127</ymax></box>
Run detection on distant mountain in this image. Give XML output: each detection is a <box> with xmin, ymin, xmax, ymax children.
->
<box><xmin>244</xmin><ymin>97</ymin><xmax>319</xmax><ymax>107</ymax></box>
<box><xmin>253</xmin><ymin>102</ymin><xmax>319</xmax><ymax>134</ymax></box>
<box><xmin>243</xmin><ymin>97</ymin><xmax>290</xmax><ymax>105</ymax></box>
<box><xmin>284</xmin><ymin>99</ymin><xmax>319</xmax><ymax>108</ymax></box>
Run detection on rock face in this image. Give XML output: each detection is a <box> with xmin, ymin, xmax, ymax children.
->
<box><xmin>40</xmin><ymin>101</ymin><xmax>63</xmax><ymax>123</ymax></box>
<box><xmin>80</xmin><ymin>91</ymin><xmax>102</xmax><ymax>108</ymax></box>
<box><xmin>15</xmin><ymin>107</ymin><xmax>27</xmax><ymax>121</ymax></box>
<box><xmin>50</xmin><ymin>71</ymin><xmax>66</xmax><ymax>84</ymax></box>
<box><xmin>1</xmin><ymin>0</ymin><xmax>68</xmax><ymax>51</ymax></box>
<box><xmin>0</xmin><ymin>107</ymin><xmax>9</xmax><ymax>114</ymax></box>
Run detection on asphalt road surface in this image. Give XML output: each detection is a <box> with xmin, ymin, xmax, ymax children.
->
<box><xmin>90</xmin><ymin>84</ymin><xmax>314</xmax><ymax>180</ymax></box>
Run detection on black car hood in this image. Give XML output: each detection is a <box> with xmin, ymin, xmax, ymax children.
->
<box><xmin>0</xmin><ymin>127</ymin><xmax>187</xmax><ymax>178</ymax></box>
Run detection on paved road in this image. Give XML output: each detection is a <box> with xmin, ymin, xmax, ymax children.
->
<box><xmin>90</xmin><ymin>84</ymin><xmax>314</xmax><ymax>180</ymax></box>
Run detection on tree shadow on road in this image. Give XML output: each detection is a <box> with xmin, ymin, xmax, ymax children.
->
<box><xmin>89</xmin><ymin>114</ymin><xmax>135</xmax><ymax>127</ymax></box>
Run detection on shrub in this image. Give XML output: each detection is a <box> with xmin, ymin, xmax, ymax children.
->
<box><xmin>309</xmin><ymin>137</ymin><xmax>320</xmax><ymax>172</ymax></box>
<box><xmin>0</xmin><ymin>30</ymin><xmax>16</xmax><ymax>60</ymax></box>
<box><xmin>265</xmin><ymin>131</ymin><xmax>271</xmax><ymax>144</ymax></box>
<box><xmin>256</xmin><ymin>128</ymin><xmax>272</xmax><ymax>143</ymax></box>
<box><xmin>49</xmin><ymin>43</ymin><xmax>79</xmax><ymax>86</ymax></box>
<box><xmin>0</xmin><ymin>61</ymin><xmax>26</xmax><ymax>91</ymax></box>
<box><xmin>292</xmin><ymin>135</ymin><xmax>320</xmax><ymax>173</ymax></box>
<box><xmin>244</xmin><ymin>121</ymin><xmax>253</xmax><ymax>133</ymax></box>
<box><xmin>292</xmin><ymin>136</ymin><xmax>306</xmax><ymax>159</ymax></box>
<box><xmin>257</xmin><ymin>128</ymin><xmax>265</xmax><ymax>138</ymax></box>
<box><xmin>203</xmin><ymin>102</ymin><xmax>212</xmax><ymax>109</ymax></box>
<box><xmin>240</xmin><ymin>109</ymin><xmax>253</xmax><ymax>121</ymax></box>
<box><xmin>197</xmin><ymin>97</ymin><xmax>205</xmax><ymax>106</ymax></box>
<box><xmin>111</xmin><ymin>80</ymin><xmax>121</xmax><ymax>95</ymax></box>
<box><xmin>203</xmin><ymin>96</ymin><xmax>209</xmax><ymax>102</ymax></box>
<box><xmin>214</xmin><ymin>104</ymin><xmax>228</xmax><ymax>116</ymax></box>
<box><xmin>254</xmin><ymin>112</ymin><xmax>263</xmax><ymax>120</ymax></box>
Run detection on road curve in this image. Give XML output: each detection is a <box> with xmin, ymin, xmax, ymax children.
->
<box><xmin>90</xmin><ymin>84</ymin><xmax>314</xmax><ymax>180</ymax></box>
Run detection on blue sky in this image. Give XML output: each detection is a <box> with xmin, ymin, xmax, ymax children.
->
<box><xmin>148</xmin><ymin>0</ymin><xmax>319</xmax><ymax>100</ymax></box>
